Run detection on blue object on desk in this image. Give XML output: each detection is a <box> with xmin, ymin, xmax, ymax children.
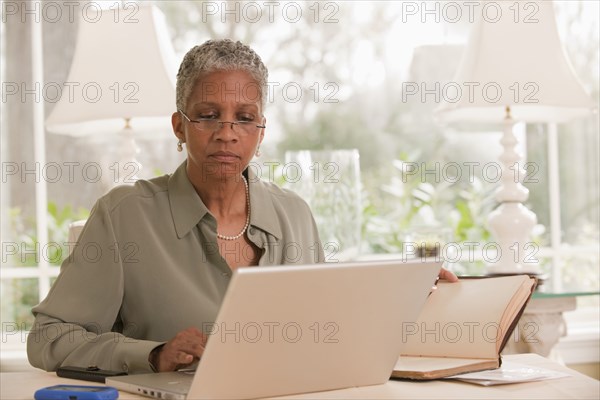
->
<box><xmin>34</xmin><ymin>384</ymin><xmax>118</xmax><ymax>400</ymax></box>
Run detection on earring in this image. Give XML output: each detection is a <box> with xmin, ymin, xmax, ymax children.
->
<box><xmin>255</xmin><ymin>145</ymin><xmax>261</xmax><ymax>157</ymax></box>
<box><xmin>177</xmin><ymin>140</ymin><xmax>183</xmax><ymax>152</ymax></box>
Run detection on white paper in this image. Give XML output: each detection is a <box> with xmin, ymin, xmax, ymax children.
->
<box><xmin>445</xmin><ymin>361</ymin><xmax>570</xmax><ymax>386</ymax></box>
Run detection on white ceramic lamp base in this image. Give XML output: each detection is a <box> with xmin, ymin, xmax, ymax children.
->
<box><xmin>488</xmin><ymin>202</ymin><xmax>540</xmax><ymax>274</ymax></box>
<box><xmin>117</xmin><ymin>119</ymin><xmax>141</xmax><ymax>184</ymax></box>
<box><xmin>487</xmin><ymin>109</ymin><xmax>541</xmax><ymax>275</ymax></box>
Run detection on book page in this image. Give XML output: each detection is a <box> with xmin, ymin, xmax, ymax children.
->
<box><xmin>401</xmin><ymin>275</ymin><xmax>532</xmax><ymax>359</ymax></box>
<box><xmin>394</xmin><ymin>356</ymin><xmax>495</xmax><ymax>373</ymax></box>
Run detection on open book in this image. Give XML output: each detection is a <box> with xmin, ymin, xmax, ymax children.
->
<box><xmin>392</xmin><ymin>274</ymin><xmax>537</xmax><ymax>380</ymax></box>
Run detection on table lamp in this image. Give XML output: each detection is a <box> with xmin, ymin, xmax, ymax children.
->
<box><xmin>45</xmin><ymin>4</ymin><xmax>177</xmax><ymax>184</ymax></box>
<box><xmin>435</xmin><ymin>1</ymin><xmax>594</xmax><ymax>274</ymax></box>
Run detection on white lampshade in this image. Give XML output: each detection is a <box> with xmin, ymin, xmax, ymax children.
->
<box><xmin>436</xmin><ymin>0</ymin><xmax>595</xmax><ymax>123</ymax></box>
<box><xmin>45</xmin><ymin>4</ymin><xmax>177</xmax><ymax>136</ymax></box>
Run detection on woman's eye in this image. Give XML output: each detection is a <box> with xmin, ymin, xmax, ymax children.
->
<box><xmin>237</xmin><ymin>115</ymin><xmax>255</xmax><ymax>122</ymax></box>
<box><xmin>198</xmin><ymin>114</ymin><xmax>217</xmax><ymax>120</ymax></box>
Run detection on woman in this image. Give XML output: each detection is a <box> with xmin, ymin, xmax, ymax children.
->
<box><xmin>27</xmin><ymin>39</ymin><xmax>325</xmax><ymax>373</ymax></box>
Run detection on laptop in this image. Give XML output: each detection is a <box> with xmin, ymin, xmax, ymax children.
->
<box><xmin>107</xmin><ymin>259</ymin><xmax>441</xmax><ymax>399</ymax></box>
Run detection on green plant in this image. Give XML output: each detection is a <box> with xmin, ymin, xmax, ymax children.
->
<box><xmin>3</xmin><ymin>202</ymin><xmax>90</xmax><ymax>329</ymax></box>
<box><xmin>362</xmin><ymin>154</ymin><xmax>497</xmax><ymax>255</ymax></box>
<box><xmin>7</xmin><ymin>202</ymin><xmax>89</xmax><ymax>267</ymax></box>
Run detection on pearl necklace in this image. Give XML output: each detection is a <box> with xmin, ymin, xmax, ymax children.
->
<box><xmin>217</xmin><ymin>175</ymin><xmax>250</xmax><ymax>241</ymax></box>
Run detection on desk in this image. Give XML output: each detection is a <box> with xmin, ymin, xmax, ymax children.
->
<box><xmin>1</xmin><ymin>354</ymin><xmax>598</xmax><ymax>399</ymax></box>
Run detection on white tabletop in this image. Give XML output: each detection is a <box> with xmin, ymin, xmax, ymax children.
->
<box><xmin>2</xmin><ymin>354</ymin><xmax>598</xmax><ymax>400</ymax></box>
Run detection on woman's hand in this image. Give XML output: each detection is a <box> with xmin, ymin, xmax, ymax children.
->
<box><xmin>439</xmin><ymin>267</ymin><xmax>459</xmax><ymax>282</ymax></box>
<box><xmin>151</xmin><ymin>327</ymin><xmax>208</xmax><ymax>372</ymax></box>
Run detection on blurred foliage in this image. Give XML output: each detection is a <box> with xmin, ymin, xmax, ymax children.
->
<box><xmin>1</xmin><ymin>279</ymin><xmax>38</xmax><ymax>331</ymax></box>
<box><xmin>7</xmin><ymin>202</ymin><xmax>89</xmax><ymax>267</ymax></box>
<box><xmin>3</xmin><ymin>202</ymin><xmax>89</xmax><ymax>329</ymax></box>
<box><xmin>362</xmin><ymin>152</ymin><xmax>498</xmax><ymax>255</ymax></box>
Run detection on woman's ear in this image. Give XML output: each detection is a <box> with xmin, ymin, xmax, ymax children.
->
<box><xmin>172</xmin><ymin>111</ymin><xmax>184</xmax><ymax>141</ymax></box>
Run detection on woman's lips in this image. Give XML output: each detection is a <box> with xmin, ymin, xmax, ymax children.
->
<box><xmin>210</xmin><ymin>151</ymin><xmax>239</xmax><ymax>162</ymax></box>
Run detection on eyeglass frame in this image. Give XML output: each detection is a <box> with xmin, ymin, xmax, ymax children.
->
<box><xmin>178</xmin><ymin>109</ymin><xmax>266</xmax><ymax>134</ymax></box>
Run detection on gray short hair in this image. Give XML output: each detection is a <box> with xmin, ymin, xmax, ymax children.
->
<box><xmin>176</xmin><ymin>39</ymin><xmax>269</xmax><ymax>112</ymax></box>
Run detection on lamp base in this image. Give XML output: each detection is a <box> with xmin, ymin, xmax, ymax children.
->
<box><xmin>116</xmin><ymin>120</ymin><xmax>141</xmax><ymax>184</ymax></box>
<box><xmin>487</xmin><ymin>201</ymin><xmax>542</xmax><ymax>276</ymax></box>
<box><xmin>97</xmin><ymin>120</ymin><xmax>142</xmax><ymax>189</ymax></box>
<box><xmin>486</xmin><ymin>110</ymin><xmax>541</xmax><ymax>276</ymax></box>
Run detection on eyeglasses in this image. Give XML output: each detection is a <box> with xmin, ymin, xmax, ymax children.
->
<box><xmin>179</xmin><ymin>110</ymin><xmax>266</xmax><ymax>135</ymax></box>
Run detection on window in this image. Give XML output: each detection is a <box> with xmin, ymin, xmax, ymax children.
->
<box><xmin>1</xmin><ymin>0</ymin><xmax>598</xmax><ymax>363</ymax></box>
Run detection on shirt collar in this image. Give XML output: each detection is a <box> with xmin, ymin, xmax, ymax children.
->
<box><xmin>168</xmin><ymin>161</ymin><xmax>283</xmax><ymax>240</ymax></box>
<box><xmin>168</xmin><ymin>161</ymin><xmax>209</xmax><ymax>239</ymax></box>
